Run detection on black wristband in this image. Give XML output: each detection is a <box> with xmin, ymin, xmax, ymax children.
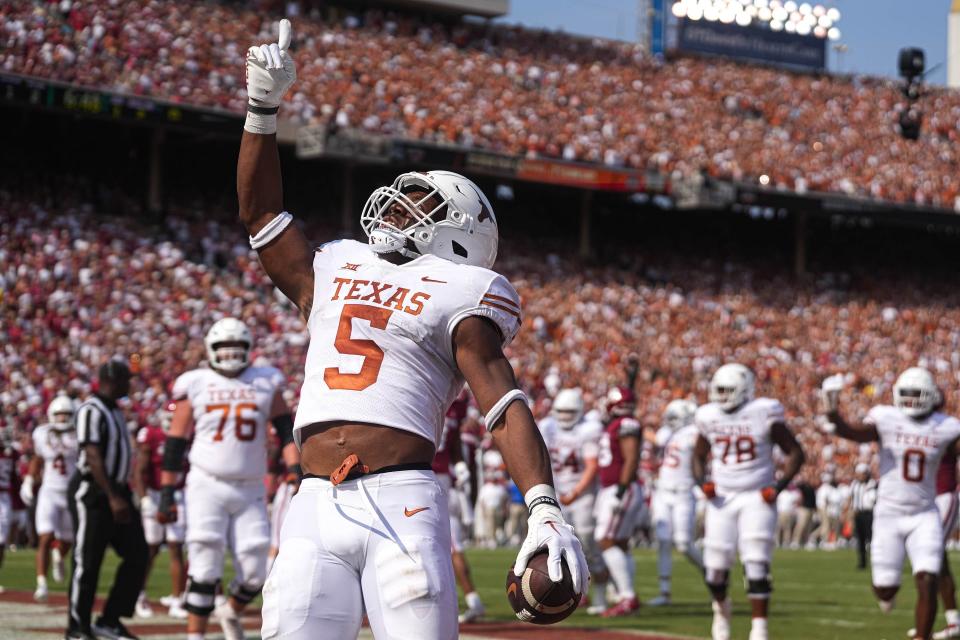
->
<box><xmin>774</xmin><ymin>479</ymin><xmax>789</xmax><ymax>494</ymax></box>
<box><xmin>527</xmin><ymin>495</ymin><xmax>560</xmax><ymax>515</ymax></box>
<box><xmin>287</xmin><ymin>464</ymin><xmax>302</xmax><ymax>480</ymax></box>
<box><xmin>247</xmin><ymin>103</ymin><xmax>280</xmax><ymax>115</ymax></box>
<box><xmin>160</xmin><ymin>485</ymin><xmax>176</xmax><ymax>500</ymax></box>
<box><xmin>161</xmin><ymin>436</ymin><xmax>188</xmax><ymax>472</ymax></box>
<box><xmin>616</xmin><ymin>483</ymin><xmax>629</xmax><ymax>499</ymax></box>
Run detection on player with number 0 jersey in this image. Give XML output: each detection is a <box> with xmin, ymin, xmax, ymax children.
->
<box><xmin>159</xmin><ymin>317</ymin><xmax>300</xmax><ymax>640</ymax></box>
<box><xmin>822</xmin><ymin>367</ymin><xmax>960</xmax><ymax>640</ymax></box>
<box><xmin>693</xmin><ymin>364</ymin><xmax>805</xmax><ymax>640</ymax></box>
<box><xmin>237</xmin><ymin>18</ymin><xmax>587</xmax><ymax>640</ymax></box>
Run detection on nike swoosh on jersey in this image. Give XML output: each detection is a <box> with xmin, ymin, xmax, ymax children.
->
<box><xmin>403</xmin><ymin>506</ymin><xmax>430</xmax><ymax>517</ymax></box>
<box><xmin>421</xmin><ymin>276</ymin><xmax>447</xmax><ymax>284</ymax></box>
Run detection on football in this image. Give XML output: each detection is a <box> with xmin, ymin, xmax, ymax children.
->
<box><xmin>505</xmin><ymin>549</ymin><xmax>581</xmax><ymax>624</ymax></box>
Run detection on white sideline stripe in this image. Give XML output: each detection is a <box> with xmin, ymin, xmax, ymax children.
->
<box><xmin>69</xmin><ymin>480</ymin><xmax>89</xmax><ymax>629</ymax></box>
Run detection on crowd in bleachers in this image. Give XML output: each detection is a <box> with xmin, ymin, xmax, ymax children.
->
<box><xmin>3</xmin><ymin>1</ymin><xmax>960</xmax><ymax>207</ymax></box>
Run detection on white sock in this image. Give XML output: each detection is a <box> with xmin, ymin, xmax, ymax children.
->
<box><xmin>659</xmin><ymin>577</ymin><xmax>671</xmax><ymax>595</ymax></box>
<box><xmin>36</xmin><ymin>575</ymin><xmax>47</xmax><ymax>587</ymax></box>
<box><xmin>465</xmin><ymin>591</ymin><xmax>483</xmax><ymax>610</ymax></box>
<box><xmin>602</xmin><ymin>546</ymin><xmax>635</xmax><ymax>599</ymax></box>
<box><xmin>752</xmin><ymin>617</ymin><xmax>768</xmax><ymax>632</ymax></box>
<box><xmin>657</xmin><ymin>540</ymin><xmax>672</xmax><ymax>581</ymax></box>
<box><xmin>947</xmin><ymin>608</ymin><xmax>960</xmax><ymax>626</ymax></box>
<box><xmin>591</xmin><ymin>582</ymin><xmax>608</xmax><ymax>608</ymax></box>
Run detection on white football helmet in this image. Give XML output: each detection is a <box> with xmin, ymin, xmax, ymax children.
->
<box><xmin>662</xmin><ymin>399</ymin><xmax>697</xmax><ymax>431</ymax></box>
<box><xmin>709</xmin><ymin>364</ymin><xmax>755</xmax><ymax>412</ymax></box>
<box><xmin>894</xmin><ymin>367</ymin><xmax>940</xmax><ymax>418</ymax></box>
<box><xmin>552</xmin><ymin>388</ymin><xmax>585</xmax><ymax>430</ymax></box>
<box><xmin>360</xmin><ymin>170</ymin><xmax>498</xmax><ymax>269</ymax></box>
<box><xmin>47</xmin><ymin>395</ymin><xmax>76</xmax><ymax>425</ymax></box>
<box><xmin>204</xmin><ymin>318</ymin><xmax>252</xmax><ymax>374</ymax></box>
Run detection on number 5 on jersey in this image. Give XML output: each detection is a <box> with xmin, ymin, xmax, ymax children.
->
<box><xmin>324</xmin><ymin>304</ymin><xmax>393</xmax><ymax>391</ymax></box>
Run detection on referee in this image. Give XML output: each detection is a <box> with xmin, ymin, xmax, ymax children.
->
<box><xmin>847</xmin><ymin>462</ymin><xmax>878</xmax><ymax>570</ymax></box>
<box><xmin>66</xmin><ymin>360</ymin><xmax>148</xmax><ymax>640</ymax></box>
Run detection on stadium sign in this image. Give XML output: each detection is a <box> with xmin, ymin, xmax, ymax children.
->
<box><xmin>677</xmin><ymin>18</ymin><xmax>826</xmax><ymax>71</ymax></box>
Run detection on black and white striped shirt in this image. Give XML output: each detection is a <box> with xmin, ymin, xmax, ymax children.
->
<box><xmin>75</xmin><ymin>394</ymin><xmax>132</xmax><ymax>486</ymax></box>
<box><xmin>849</xmin><ymin>478</ymin><xmax>878</xmax><ymax>512</ymax></box>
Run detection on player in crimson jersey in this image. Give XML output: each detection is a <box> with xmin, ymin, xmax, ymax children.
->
<box><xmin>133</xmin><ymin>403</ymin><xmax>188</xmax><ymax>619</ymax></box>
<box><xmin>928</xmin><ymin>448</ymin><xmax>960</xmax><ymax>639</ymax></box>
<box><xmin>823</xmin><ymin>367</ymin><xmax>960</xmax><ymax>640</ymax></box>
<box><xmin>21</xmin><ymin>395</ymin><xmax>78</xmax><ymax>602</ymax></box>
<box><xmin>591</xmin><ymin>386</ymin><xmax>644</xmax><ymax>617</ymax></box>
<box><xmin>0</xmin><ymin>428</ymin><xmax>20</xmax><ymax>591</ymax></box>
<box><xmin>694</xmin><ymin>364</ymin><xmax>805</xmax><ymax>640</ymax></box>
<box><xmin>433</xmin><ymin>392</ymin><xmax>486</xmax><ymax>623</ymax></box>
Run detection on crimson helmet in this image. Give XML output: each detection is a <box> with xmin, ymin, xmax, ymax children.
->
<box><xmin>606</xmin><ymin>386</ymin><xmax>636</xmax><ymax>417</ymax></box>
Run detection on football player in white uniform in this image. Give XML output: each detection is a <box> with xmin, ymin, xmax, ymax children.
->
<box><xmin>693</xmin><ymin>364</ymin><xmax>805</xmax><ymax>640</ymax></box>
<box><xmin>237</xmin><ymin>20</ymin><xmax>588</xmax><ymax>640</ymax></box>
<box><xmin>822</xmin><ymin>367</ymin><xmax>960</xmax><ymax>640</ymax></box>
<box><xmin>22</xmin><ymin>395</ymin><xmax>78</xmax><ymax>602</ymax></box>
<box><xmin>159</xmin><ymin>318</ymin><xmax>301</xmax><ymax>640</ymax></box>
<box><xmin>538</xmin><ymin>388</ymin><xmax>608</xmax><ymax>612</ymax></box>
<box><xmin>649</xmin><ymin>399</ymin><xmax>704</xmax><ymax>606</ymax></box>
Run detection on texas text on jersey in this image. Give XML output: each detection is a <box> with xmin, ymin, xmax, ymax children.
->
<box><xmin>867</xmin><ymin>405</ymin><xmax>960</xmax><ymax>515</ymax></box>
<box><xmin>293</xmin><ymin>239</ymin><xmax>522</xmax><ymax>446</ymax></box>
<box><xmin>172</xmin><ymin>366</ymin><xmax>285</xmax><ymax>480</ymax></box>
<box><xmin>695</xmin><ymin>398</ymin><xmax>783</xmax><ymax>494</ymax></box>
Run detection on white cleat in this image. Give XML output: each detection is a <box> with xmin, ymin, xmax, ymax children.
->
<box><xmin>934</xmin><ymin>625</ymin><xmax>960</xmax><ymax>639</ymax></box>
<box><xmin>134</xmin><ymin>594</ymin><xmax>153</xmax><ymax>619</ymax></box>
<box><xmin>879</xmin><ymin>598</ymin><xmax>896</xmax><ymax>613</ymax></box>
<box><xmin>216</xmin><ymin>601</ymin><xmax>246</xmax><ymax>640</ymax></box>
<box><xmin>749</xmin><ymin>624</ymin><xmax>769</xmax><ymax>640</ymax></box>
<box><xmin>159</xmin><ymin>594</ymin><xmax>177</xmax><ymax>608</ymax></box>
<box><xmin>647</xmin><ymin>594</ymin><xmax>671</xmax><ymax>607</ymax></box>
<box><xmin>711</xmin><ymin>598</ymin><xmax>732</xmax><ymax>640</ymax></box>
<box><xmin>168</xmin><ymin>599</ymin><xmax>189</xmax><ymax>619</ymax></box>
<box><xmin>33</xmin><ymin>582</ymin><xmax>48</xmax><ymax>602</ymax></box>
<box><xmin>458</xmin><ymin>603</ymin><xmax>485</xmax><ymax>623</ymax></box>
<box><xmin>51</xmin><ymin>547</ymin><xmax>64</xmax><ymax>582</ymax></box>
<box><xmin>586</xmin><ymin>604</ymin><xmax>607</xmax><ymax>615</ymax></box>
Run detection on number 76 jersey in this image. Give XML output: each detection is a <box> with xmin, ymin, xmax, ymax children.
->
<box><xmin>172</xmin><ymin>366</ymin><xmax>284</xmax><ymax>481</ymax></box>
<box><xmin>294</xmin><ymin>240</ymin><xmax>522</xmax><ymax>448</ymax></box>
<box><xmin>867</xmin><ymin>405</ymin><xmax>960</xmax><ymax>515</ymax></box>
<box><xmin>695</xmin><ymin>398</ymin><xmax>783</xmax><ymax>494</ymax></box>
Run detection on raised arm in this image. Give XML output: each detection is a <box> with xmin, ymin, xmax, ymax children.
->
<box><xmin>453</xmin><ymin>316</ymin><xmax>588</xmax><ymax>595</ymax></box>
<box><xmin>820</xmin><ymin>375</ymin><xmax>878</xmax><ymax>443</ymax></box>
<box><xmin>238</xmin><ymin>19</ymin><xmax>315</xmax><ymax>317</ymax></box>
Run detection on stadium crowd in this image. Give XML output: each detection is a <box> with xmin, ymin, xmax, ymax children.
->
<box><xmin>3</xmin><ymin>185</ymin><xmax>960</xmax><ymax>527</ymax></box>
<box><xmin>3</xmin><ymin>1</ymin><xmax>960</xmax><ymax>208</ymax></box>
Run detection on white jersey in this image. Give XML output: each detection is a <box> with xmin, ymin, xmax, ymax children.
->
<box><xmin>655</xmin><ymin>424</ymin><xmax>699</xmax><ymax>491</ymax></box>
<box><xmin>173</xmin><ymin>366</ymin><xmax>283</xmax><ymax>480</ymax></box>
<box><xmin>695</xmin><ymin>397</ymin><xmax>783</xmax><ymax>494</ymax></box>
<box><xmin>538</xmin><ymin>415</ymin><xmax>602</xmax><ymax>495</ymax></box>
<box><xmin>867</xmin><ymin>405</ymin><xmax>960</xmax><ymax>515</ymax></box>
<box><xmin>32</xmin><ymin>423</ymin><xmax>78</xmax><ymax>493</ymax></box>
<box><xmin>294</xmin><ymin>240</ymin><xmax>522</xmax><ymax>448</ymax></box>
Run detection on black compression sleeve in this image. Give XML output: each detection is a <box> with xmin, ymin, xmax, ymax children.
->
<box><xmin>161</xmin><ymin>436</ymin><xmax>188</xmax><ymax>472</ymax></box>
<box><xmin>273</xmin><ymin>414</ymin><xmax>295</xmax><ymax>448</ymax></box>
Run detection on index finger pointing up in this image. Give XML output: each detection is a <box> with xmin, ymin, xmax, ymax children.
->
<box><xmin>278</xmin><ymin>19</ymin><xmax>292</xmax><ymax>51</ymax></box>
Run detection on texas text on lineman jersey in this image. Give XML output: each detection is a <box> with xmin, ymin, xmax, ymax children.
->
<box><xmin>867</xmin><ymin>405</ymin><xmax>960</xmax><ymax>515</ymax></box>
<box><xmin>294</xmin><ymin>240</ymin><xmax>522</xmax><ymax>449</ymax></box>
<box><xmin>695</xmin><ymin>398</ymin><xmax>783</xmax><ymax>494</ymax></box>
<box><xmin>172</xmin><ymin>366</ymin><xmax>285</xmax><ymax>481</ymax></box>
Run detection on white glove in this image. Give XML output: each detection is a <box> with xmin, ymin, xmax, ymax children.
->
<box><xmin>453</xmin><ymin>461</ymin><xmax>471</xmax><ymax>489</ymax></box>
<box><xmin>514</xmin><ymin>487</ymin><xmax>589</xmax><ymax>596</ymax></box>
<box><xmin>820</xmin><ymin>374</ymin><xmax>845</xmax><ymax>414</ymax></box>
<box><xmin>244</xmin><ymin>19</ymin><xmax>296</xmax><ymax>133</ymax></box>
<box><xmin>19</xmin><ymin>475</ymin><xmax>34</xmax><ymax>507</ymax></box>
<box><xmin>140</xmin><ymin>493</ymin><xmax>155</xmax><ymax>514</ymax></box>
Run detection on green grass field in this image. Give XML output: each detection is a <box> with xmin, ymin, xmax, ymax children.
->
<box><xmin>0</xmin><ymin>545</ymin><xmax>947</xmax><ymax>639</ymax></box>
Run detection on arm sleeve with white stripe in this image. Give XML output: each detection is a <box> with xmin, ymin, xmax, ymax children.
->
<box><xmin>75</xmin><ymin>404</ymin><xmax>103</xmax><ymax>445</ymax></box>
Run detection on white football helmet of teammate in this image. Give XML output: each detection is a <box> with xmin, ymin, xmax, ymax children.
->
<box><xmin>360</xmin><ymin>170</ymin><xmax>498</xmax><ymax>269</ymax></box>
<box><xmin>893</xmin><ymin>367</ymin><xmax>940</xmax><ymax>418</ymax></box>
<box><xmin>204</xmin><ymin>318</ymin><xmax>252</xmax><ymax>374</ymax></box>
<box><xmin>47</xmin><ymin>395</ymin><xmax>76</xmax><ymax>425</ymax></box>
<box><xmin>708</xmin><ymin>363</ymin><xmax>755</xmax><ymax>412</ymax></box>
<box><xmin>552</xmin><ymin>388</ymin><xmax>584</xmax><ymax>430</ymax></box>
<box><xmin>662</xmin><ymin>399</ymin><xmax>697</xmax><ymax>431</ymax></box>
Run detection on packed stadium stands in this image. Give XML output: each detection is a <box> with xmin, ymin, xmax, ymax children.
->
<box><xmin>3</xmin><ymin>0</ymin><xmax>960</xmax><ymax>208</ymax></box>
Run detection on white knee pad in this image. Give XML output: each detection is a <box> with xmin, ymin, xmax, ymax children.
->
<box><xmin>233</xmin><ymin>537</ymin><xmax>270</xmax><ymax>595</ymax></box>
<box><xmin>703</xmin><ymin>538</ymin><xmax>735</xmax><ymax>571</ymax></box>
<box><xmin>872</xmin><ymin>564</ymin><xmax>903</xmax><ymax>588</ymax></box>
<box><xmin>188</xmin><ymin>539</ymin><xmax>226</xmax><ymax>584</ymax></box>
<box><xmin>740</xmin><ymin>532</ymin><xmax>774</xmax><ymax>567</ymax></box>
<box><xmin>374</xmin><ymin>537</ymin><xmax>435</xmax><ymax>609</ymax></box>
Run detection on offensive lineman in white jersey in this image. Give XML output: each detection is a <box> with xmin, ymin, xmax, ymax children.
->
<box><xmin>822</xmin><ymin>367</ymin><xmax>960</xmax><ymax>640</ymax></box>
<box><xmin>538</xmin><ymin>388</ymin><xmax>608</xmax><ymax>612</ymax></box>
<box><xmin>238</xmin><ymin>20</ymin><xmax>588</xmax><ymax>639</ymax></box>
<box><xmin>693</xmin><ymin>364</ymin><xmax>805</xmax><ymax>640</ymax></box>
<box><xmin>158</xmin><ymin>318</ymin><xmax>301</xmax><ymax>640</ymax></box>
<box><xmin>22</xmin><ymin>395</ymin><xmax>78</xmax><ymax>602</ymax></box>
<box><xmin>649</xmin><ymin>399</ymin><xmax>704</xmax><ymax>607</ymax></box>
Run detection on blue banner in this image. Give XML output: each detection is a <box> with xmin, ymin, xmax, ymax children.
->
<box><xmin>677</xmin><ymin>19</ymin><xmax>825</xmax><ymax>71</ymax></box>
<box><xmin>651</xmin><ymin>0</ymin><xmax>665</xmax><ymax>55</ymax></box>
